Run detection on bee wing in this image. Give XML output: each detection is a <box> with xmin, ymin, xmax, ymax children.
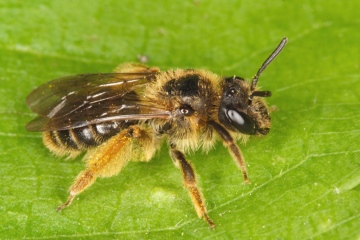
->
<box><xmin>26</xmin><ymin>97</ymin><xmax>171</xmax><ymax>131</ymax></box>
<box><xmin>26</xmin><ymin>72</ymin><xmax>157</xmax><ymax>118</ymax></box>
<box><xmin>26</xmin><ymin>72</ymin><xmax>172</xmax><ymax>131</ymax></box>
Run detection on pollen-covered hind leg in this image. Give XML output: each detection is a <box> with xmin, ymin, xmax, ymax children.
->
<box><xmin>57</xmin><ymin>126</ymin><xmax>153</xmax><ymax>211</ymax></box>
<box><xmin>170</xmin><ymin>146</ymin><xmax>215</xmax><ymax>228</ymax></box>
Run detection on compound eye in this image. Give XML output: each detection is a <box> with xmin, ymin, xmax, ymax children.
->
<box><xmin>226</xmin><ymin>109</ymin><xmax>256</xmax><ymax>134</ymax></box>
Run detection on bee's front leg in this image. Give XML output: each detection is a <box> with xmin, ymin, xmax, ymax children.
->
<box><xmin>209</xmin><ymin>120</ymin><xmax>250</xmax><ymax>184</ymax></box>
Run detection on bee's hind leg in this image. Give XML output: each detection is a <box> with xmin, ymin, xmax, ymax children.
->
<box><xmin>57</xmin><ymin>126</ymin><xmax>151</xmax><ymax>211</ymax></box>
<box><xmin>170</xmin><ymin>145</ymin><xmax>215</xmax><ymax>228</ymax></box>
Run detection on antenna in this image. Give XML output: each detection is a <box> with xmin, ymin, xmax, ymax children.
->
<box><xmin>250</xmin><ymin>37</ymin><xmax>288</xmax><ymax>91</ymax></box>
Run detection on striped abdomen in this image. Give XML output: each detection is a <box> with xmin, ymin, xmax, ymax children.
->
<box><xmin>43</xmin><ymin>121</ymin><xmax>135</xmax><ymax>157</ymax></box>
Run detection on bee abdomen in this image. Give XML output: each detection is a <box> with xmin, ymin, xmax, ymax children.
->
<box><xmin>43</xmin><ymin>121</ymin><xmax>132</xmax><ymax>156</ymax></box>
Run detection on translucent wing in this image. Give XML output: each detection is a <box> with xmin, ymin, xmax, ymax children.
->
<box><xmin>26</xmin><ymin>72</ymin><xmax>156</xmax><ymax>118</ymax></box>
<box><xmin>26</xmin><ymin>72</ymin><xmax>172</xmax><ymax>131</ymax></box>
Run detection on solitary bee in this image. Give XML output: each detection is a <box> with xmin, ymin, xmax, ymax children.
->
<box><xmin>26</xmin><ymin>38</ymin><xmax>287</xmax><ymax>228</ymax></box>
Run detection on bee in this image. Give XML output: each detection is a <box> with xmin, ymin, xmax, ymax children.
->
<box><xmin>26</xmin><ymin>38</ymin><xmax>287</xmax><ymax>228</ymax></box>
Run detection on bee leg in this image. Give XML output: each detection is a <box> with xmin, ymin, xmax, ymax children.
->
<box><xmin>209</xmin><ymin>120</ymin><xmax>250</xmax><ymax>184</ymax></box>
<box><xmin>170</xmin><ymin>146</ymin><xmax>215</xmax><ymax>228</ymax></box>
<box><xmin>57</xmin><ymin>126</ymin><xmax>144</xmax><ymax>211</ymax></box>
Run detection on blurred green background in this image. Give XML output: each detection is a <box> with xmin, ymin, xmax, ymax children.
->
<box><xmin>0</xmin><ymin>0</ymin><xmax>359</xmax><ymax>239</ymax></box>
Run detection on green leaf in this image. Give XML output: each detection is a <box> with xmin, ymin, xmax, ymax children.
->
<box><xmin>1</xmin><ymin>0</ymin><xmax>359</xmax><ymax>239</ymax></box>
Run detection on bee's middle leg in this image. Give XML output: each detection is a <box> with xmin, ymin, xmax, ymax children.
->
<box><xmin>170</xmin><ymin>146</ymin><xmax>215</xmax><ymax>228</ymax></box>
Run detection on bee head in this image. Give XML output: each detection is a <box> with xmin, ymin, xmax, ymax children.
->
<box><xmin>217</xmin><ymin>37</ymin><xmax>288</xmax><ymax>135</ymax></box>
<box><xmin>218</xmin><ymin>76</ymin><xmax>271</xmax><ymax>135</ymax></box>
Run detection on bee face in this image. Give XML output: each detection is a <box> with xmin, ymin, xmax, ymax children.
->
<box><xmin>218</xmin><ymin>76</ymin><xmax>271</xmax><ymax>135</ymax></box>
<box><xmin>25</xmin><ymin>38</ymin><xmax>288</xmax><ymax>228</ymax></box>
